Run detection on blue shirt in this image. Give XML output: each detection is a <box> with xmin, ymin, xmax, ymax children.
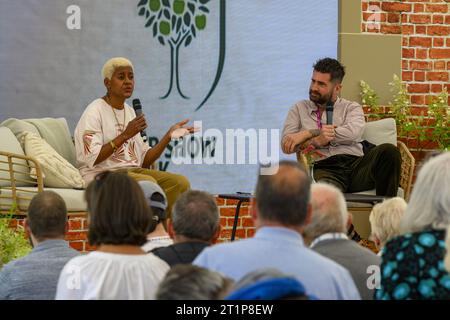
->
<box><xmin>194</xmin><ymin>227</ymin><xmax>361</xmax><ymax>300</ymax></box>
<box><xmin>0</xmin><ymin>239</ymin><xmax>80</xmax><ymax>300</ymax></box>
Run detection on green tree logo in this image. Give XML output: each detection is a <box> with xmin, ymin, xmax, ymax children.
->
<box><xmin>138</xmin><ymin>0</ymin><xmax>211</xmax><ymax>100</ymax></box>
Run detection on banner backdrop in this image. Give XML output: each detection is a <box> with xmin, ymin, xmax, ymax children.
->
<box><xmin>0</xmin><ymin>0</ymin><xmax>337</xmax><ymax>194</ymax></box>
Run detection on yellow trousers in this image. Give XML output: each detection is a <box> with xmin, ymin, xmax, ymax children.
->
<box><xmin>119</xmin><ymin>168</ymin><xmax>190</xmax><ymax>217</ymax></box>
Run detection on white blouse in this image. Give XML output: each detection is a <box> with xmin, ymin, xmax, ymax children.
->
<box><xmin>74</xmin><ymin>99</ymin><xmax>150</xmax><ymax>185</ymax></box>
<box><xmin>55</xmin><ymin>251</ymin><xmax>169</xmax><ymax>300</ymax></box>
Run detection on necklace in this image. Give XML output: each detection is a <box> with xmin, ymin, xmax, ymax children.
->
<box><xmin>106</xmin><ymin>96</ymin><xmax>126</xmax><ymax>132</ymax></box>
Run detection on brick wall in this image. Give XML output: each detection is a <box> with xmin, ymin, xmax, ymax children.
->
<box><xmin>361</xmin><ymin>0</ymin><xmax>449</xmax><ymax>163</ymax></box>
<box><xmin>7</xmin><ymin>196</ymin><xmax>255</xmax><ymax>253</ymax></box>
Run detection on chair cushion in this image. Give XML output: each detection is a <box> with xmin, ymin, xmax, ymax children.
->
<box><xmin>22</xmin><ymin>131</ymin><xmax>84</xmax><ymax>189</ymax></box>
<box><xmin>0</xmin><ymin>118</ymin><xmax>76</xmax><ymax>166</ymax></box>
<box><xmin>0</xmin><ymin>127</ymin><xmax>31</xmax><ymax>187</ymax></box>
<box><xmin>0</xmin><ymin>187</ymin><xmax>87</xmax><ymax>212</ymax></box>
<box><xmin>346</xmin><ymin>188</ymin><xmax>405</xmax><ymax>208</ymax></box>
<box><xmin>362</xmin><ymin>118</ymin><xmax>397</xmax><ymax>146</ymax></box>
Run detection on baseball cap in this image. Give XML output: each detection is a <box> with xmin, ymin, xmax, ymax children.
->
<box><xmin>138</xmin><ymin>181</ymin><xmax>168</xmax><ymax>212</ymax></box>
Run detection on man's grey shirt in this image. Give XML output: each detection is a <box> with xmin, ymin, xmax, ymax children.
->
<box><xmin>0</xmin><ymin>239</ymin><xmax>80</xmax><ymax>300</ymax></box>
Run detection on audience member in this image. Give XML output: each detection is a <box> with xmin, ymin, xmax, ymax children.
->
<box><xmin>303</xmin><ymin>183</ymin><xmax>380</xmax><ymax>300</ymax></box>
<box><xmin>156</xmin><ymin>264</ymin><xmax>233</xmax><ymax>300</ymax></box>
<box><xmin>194</xmin><ymin>161</ymin><xmax>360</xmax><ymax>299</ymax></box>
<box><xmin>151</xmin><ymin>190</ymin><xmax>220</xmax><ymax>266</ymax></box>
<box><xmin>0</xmin><ymin>191</ymin><xmax>79</xmax><ymax>300</ymax></box>
<box><xmin>225</xmin><ymin>268</ymin><xmax>312</xmax><ymax>300</ymax></box>
<box><xmin>369</xmin><ymin>197</ymin><xmax>407</xmax><ymax>252</ymax></box>
<box><xmin>139</xmin><ymin>181</ymin><xmax>173</xmax><ymax>252</ymax></box>
<box><xmin>56</xmin><ymin>171</ymin><xmax>169</xmax><ymax>300</ymax></box>
<box><xmin>376</xmin><ymin>152</ymin><xmax>450</xmax><ymax>299</ymax></box>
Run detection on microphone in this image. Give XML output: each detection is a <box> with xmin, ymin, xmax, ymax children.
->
<box><xmin>132</xmin><ymin>99</ymin><xmax>148</xmax><ymax>143</ymax></box>
<box><xmin>326</xmin><ymin>100</ymin><xmax>334</xmax><ymax>125</ymax></box>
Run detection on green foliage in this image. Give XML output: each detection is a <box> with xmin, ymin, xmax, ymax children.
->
<box><xmin>138</xmin><ymin>0</ymin><xmax>210</xmax><ymax>47</ymax></box>
<box><xmin>360</xmin><ymin>80</ymin><xmax>382</xmax><ymax>118</ymax></box>
<box><xmin>0</xmin><ymin>205</ymin><xmax>32</xmax><ymax>269</ymax></box>
<box><xmin>360</xmin><ymin>74</ymin><xmax>449</xmax><ymax>152</ymax></box>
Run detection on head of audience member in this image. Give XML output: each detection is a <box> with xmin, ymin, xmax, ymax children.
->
<box><xmin>369</xmin><ymin>197</ymin><xmax>407</xmax><ymax>250</ymax></box>
<box><xmin>85</xmin><ymin>171</ymin><xmax>153</xmax><ymax>247</ymax></box>
<box><xmin>301</xmin><ymin>183</ymin><xmax>348</xmax><ymax>245</ymax></box>
<box><xmin>156</xmin><ymin>264</ymin><xmax>234</xmax><ymax>300</ymax></box>
<box><xmin>254</xmin><ymin>161</ymin><xmax>311</xmax><ymax>233</ymax></box>
<box><xmin>309</xmin><ymin>57</ymin><xmax>346</xmax><ymax>106</ymax></box>
<box><xmin>139</xmin><ymin>181</ymin><xmax>168</xmax><ymax>233</ymax></box>
<box><xmin>170</xmin><ymin>190</ymin><xmax>220</xmax><ymax>244</ymax></box>
<box><xmin>24</xmin><ymin>191</ymin><xmax>68</xmax><ymax>247</ymax></box>
<box><xmin>101</xmin><ymin>57</ymin><xmax>134</xmax><ymax>99</ymax></box>
<box><xmin>225</xmin><ymin>268</ymin><xmax>312</xmax><ymax>300</ymax></box>
<box><xmin>400</xmin><ymin>152</ymin><xmax>450</xmax><ymax>234</ymax></box>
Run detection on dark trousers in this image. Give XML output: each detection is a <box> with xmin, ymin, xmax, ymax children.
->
<box><xmin>313</xmin><ymin>143</ymin><xmax>402</xmax><ymax>196</ymax></box>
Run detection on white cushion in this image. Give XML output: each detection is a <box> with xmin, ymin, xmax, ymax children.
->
<box><xmin>362</xmin><ymin>118</ymin><xmax>397</xmax><ymax>146</ymax></box>
<box><xmin>0</xmin><ymin>187</ymin><xmax>87</xmax><ymax>212</ymax></box>
<box><xmin>22</xmin><ymin>131</ymin><xmax>84</xmax><ymax>189</ymax></box>
<box><xmin>0</xmin><ymin>127</ymin><xmax>32</xmax><ymax>187</ymax></box>
<box><xmin>0</xmin><ymin>118</ymin><xmax>41</xmax><ymax>150</ymax></box>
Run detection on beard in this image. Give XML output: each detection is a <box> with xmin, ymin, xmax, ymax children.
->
<box><xmin>309</xmin><ymin>89</ymin><xmax>332</xmax><ymax>105</ymax></box>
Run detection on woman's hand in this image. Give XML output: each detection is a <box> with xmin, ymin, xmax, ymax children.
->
<box><xmin>122</xmin><ymin>114</ymin><xmax>147</xmax><ymax>140</ymax></box>
<box><xmin>168</xmin><ymin>119</ymin><xmax>196</xmax><ymax>138</ymax></box>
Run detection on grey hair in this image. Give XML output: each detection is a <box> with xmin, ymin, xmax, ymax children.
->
<box><xmin>156</xmin><ymin>264</ymin><xmax>234</xmax><ymax>300</ymax></box>
<box><xmin>232</xmin><ymin>268</ymin><xmax>296</xmax><ymax>292</ymax></box>
<box><xmin>172</xmin><ymin>190</ymin><xmax>220</xmax><ymax>242</ymax></box>
<box><xmin>101</xmin><ymin>57</ymin><xmax>134</xmax><ymax>80</ymax></box>
<box><xmin>369</xmin><ymin>197</ymin><xmax>407</xmax><ymax>247</ymax></box>
<box><xmin>303</xmin><ymin>183</ymin><xmax>348</xmax><ymax>241</ymax></box>
<box><xmin>400</xmin><ymin>152</ymin><xmax>450</xmax><ymax>234</ymax></box>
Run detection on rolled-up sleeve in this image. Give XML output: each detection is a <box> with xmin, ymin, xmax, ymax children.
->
<box><xmin>333</xmin><ymin>102</ymin><xmax>365</xmax><ymax>145</ymax></box>
<box><xmin>282</xmin><ymin>104</ymin><xmax>303</xmax><ymax>139</ymax></box>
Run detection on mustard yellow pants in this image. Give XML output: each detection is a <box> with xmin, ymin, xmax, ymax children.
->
<box><xmin>119</xmin><ymin>168</ymin><xmax>190</xmax><ymax>217</ymax></box>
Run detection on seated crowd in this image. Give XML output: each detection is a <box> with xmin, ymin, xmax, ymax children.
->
<box><xmin>0</xmin><ymin>152</ymin><xmax>449</xmax><ymax>300</ymax></box>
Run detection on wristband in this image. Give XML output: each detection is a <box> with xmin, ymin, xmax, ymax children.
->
<box><xmin>110</xmin><ymin>140</ymin><xmax>117</xmax><ymax>152</ymax></box>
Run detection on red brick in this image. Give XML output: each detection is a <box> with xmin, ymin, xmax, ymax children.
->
<box><xmin>446</xmin><ymin>15</ymin><xmax>450</xmax><ymax>25</ymax></box>
<box><xmin>447</xmin><ymin>38</ymin><xmax>450</xmax><ymax>47</ymax></box>
<box><xmin>409</xmin><ymin>60</ymin><xmax>431</xmax><ymax>70</ymax></box>
<box><xmin>427</xmin><ymin>26</ymin><xmax>450</xmax><ymax>36</ymax></box>
<box><xmin>246</xmin><ymin>228</ymin><xmax>256</xmax><ymax>238</ymax></box>
<box><xmin>402</xmin><ymin>38</ymin><xmax>409</xmax><ymax>46</ymax></box>
<box><xmin>414</xmin><ymin>4</ymin><xmax>424</xmax><ymax>13</ymax></box>
<box><xmin>448</xmin><ymin>62</ymin><xmax>450</xmax><ymax>70</ymax></box>
<box><xmin>84</xmin><ymin>243</ymin><xmax>98</xmax><ymax>252</ymax></box>
<box><xmin>433</xmin><ymin>15</ymin><xmax>444</xmax><ymax>24</ymax></box>
<box><xmin>402</xmin><ymin>48</ymin><xmax>415</xmax><ymax>58</ymax></box>
<box><xmin>215</xmin><ymin>197</ymin><xmax>225</xmax><ymax>206</ymax></box>
<box><xmin>242</xmin><ymin>217</ymin><xmax>255</xmax><ymax>228</ymax></box>
<box><xmin>434</xmin><ymin>61</ymin><xmax>446</xmax><ymax>70</ymax></box>
<box><xmin>427</xmin><ymin>72</ymin><xmax>449</xmax><ymax>82</ymax></box>
<box><xmin>402</xmin><ymin>71</ymin><xmax>413</xmax><ymax>81</ymax></box>
<box><xmin>381</xmin><ymin>25</ymin><xmax>401</xmax><ymax>34</ymax></box>
<box><xmin>219</xmin><ymin>207</ymin><xmax>237</xmax><ymax>217</ymax></box>
<box><xmin>415</xmin><ymin>49</ymin><xmax>428</xmax><ymax>59</ymax></box>
<box><xmin>415</xmin><ymin>25</ymin><xmax>427</xmax><ymax>35</ymax></box>
<box><xmin>408</xmin><ymin>83</ymin><xmax>430</xmax><ymax>93</ymax></box>
<box><xmin>409</xmin><ymin>36</ymin><xmax>432</xmax><ymax>47</ymax></box>
<box><xmin>402</xmin><ymin>59</ymin><xmax>409</xmax><ymax>69</ymax></box>
<box><xmin>381</xmin><ymin>2</ymin><xmax>412</xmax><ymax>12</ymax></box>
<box><xmin>411</xmin><ymin>95</ymin><xmax>425</xmax><ymax>105</ymax></box>
<box><xmin>425</xmin><ymin>4</ymin><xmax>448</xmax><ymax>13</ymax></box>
<box><xmin>65</xmin><ymin>231</ymin><xmax>87</xmax><ymax>241</ymax></box>
<box><xmin>409</xmin><ymin>106</ymin><xmax>428</xmax><ymax>116</ymax></box>
<box><xmin>233</xmin><ymin>229</ymin><xmax>246</xmax><ymax>240</ymax></box>
<box><xmin>69</xmin><ymin>241</ymin><xmax>84</xmax><ymax>251</ymax></box>
<box><xmin>401</xmin><ymin>25</ymin><xmax>414</xmax><ymax>35</ymax></box>
<box><xmin>431</xmin><ymin>84</ymin><xmax>444</xmax><ymax>93</ymax></box>
<box><xmin>414</xmin><ymin>71</ymin><xmax>426</xmax><ymax>81</ymax></box>
<box><xmin>433</xmin><ymin>38</ymin><xmax>444</xmax><ymax>47</ymax></box>
<box><xmin>227</xmin><ymin>217</ymin><xmax>240</xmax><ymax>227</ymax></box>
<box><xmin>68</xmin><ymin>219</ymin><xmax>83</xmax><ymax>231</ymax></box>
<box><xmin>430</xmin><ymin>49</ymin><xmax>450</xmax><ymax>59</ymax></box>
<box><xmin>409</xmin><ymin>14</ymin><xmax>431</xmax><ymax>24</ymax></box>
<box><xmin>387</xmin><ymin>13</ymin><xmax>400</xmax><ymax>23</ymax></box>
<box><xmin>362</xmin><ymin>2</ymin><xmax>368</xmax><ymax>12</ymax></box>
<box><xmin>219</xmin><ymin>217</ymin><xmax>227</xmax><ymax>228</ymax></box>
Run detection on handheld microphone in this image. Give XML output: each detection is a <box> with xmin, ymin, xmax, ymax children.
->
<box><xmin>326</xmin><ymin>100</ymin><xmax>334</xmax><ymax>125</ymax></box>
<box><xmin>132</xmin><ymin>98</ymin><xmax>148</xmax><ymax>143</ymax></box>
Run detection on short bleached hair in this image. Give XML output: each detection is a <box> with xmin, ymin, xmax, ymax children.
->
<box><xmin>101</xmin><ymin>57</ymin><xmax>134</xmax><ymax>80</ymax></box>
<box><xmin>369</xmin><ymin>197</ymin><xmax>407</xmax><ymax>248</ymax></box>
<box><xmin>303</xmin><ymin>183</ymin><xmax>348</xmax><ymax>242</ymax></box>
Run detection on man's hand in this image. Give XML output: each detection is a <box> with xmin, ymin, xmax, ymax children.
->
<box><xmin>122</xmin><ymin>114</ymin><xmax>147</xmax><ymax>140</ymax></box>
<box><xmin>282</xmin><ymin>132</ymin><xmax>306</xmax><ymax>154</ymax></box>
<box><xmin>313</xmin><ymin>125</ymin><xmax>337</xmax><ymax>147</ymax></box>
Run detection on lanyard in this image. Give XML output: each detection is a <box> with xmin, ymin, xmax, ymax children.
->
<box><xmin>316</xmin><ymin>109</ymin><xmax>323</xmax><ymax>129</ymax></box>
